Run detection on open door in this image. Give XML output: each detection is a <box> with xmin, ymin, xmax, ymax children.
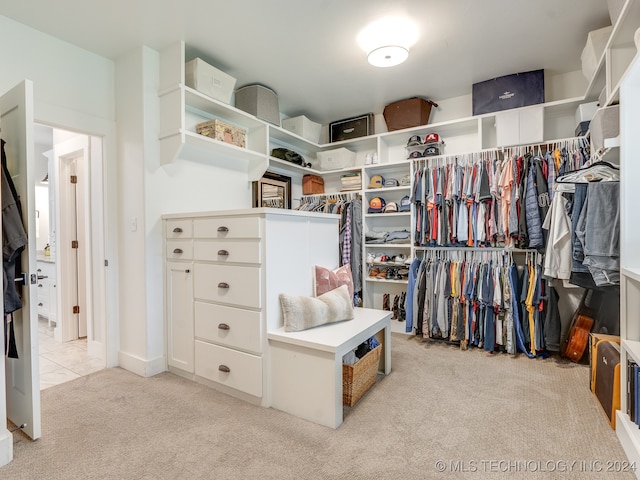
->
<box><xmin>53</xmin><ymin>134</ymin><xmax>90</xmax><ymax>342</ymax></box>
<box><xmin>1</xmin><ymin>80</ymin><xmax>41</xmax><ymax>440</ymax></box>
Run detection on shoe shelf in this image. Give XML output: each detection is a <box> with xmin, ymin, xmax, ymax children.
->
<box><xmin>366</xmin><ymin>278</ymin><xmax>408</xmax><ymax>284</ymax></box>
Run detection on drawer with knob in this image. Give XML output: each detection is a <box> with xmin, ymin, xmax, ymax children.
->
<box><xmin>193</xmin><ymin>239</ymin><xmax>261</xmax><ymax>264</ymax></box>
<box><xmin>193</xmin><ymin>263</ymin><xmax>261</xmax><ymax>308</ymax></box>
<box><xmin>194</xmin><ymin>302</ymin><xmax>262</xmax><ymax>353</ymax></box>
<box><xmin>166</xmin><ymin>240</ymin><xmax>194</xmax><ymax>260</ymax></box>
<box><xmin>193</xmin><ymin>217</ymin><xmax>261</xmax><ymax>239</ymax></box>
<box><xmin>165</xmin><ymin>219</ymin><xmax>193</xmax><ymax>238</ymax></box>
<box><xmin>194</xmin><ymin>340</ymin><xmax>262</xmax><ymax>397</ymax></box>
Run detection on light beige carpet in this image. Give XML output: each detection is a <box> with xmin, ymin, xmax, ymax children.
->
<box><xmin>3</xmin><ymin>334</ymin><xmax>634</xmax><ymax>479</ymax></box>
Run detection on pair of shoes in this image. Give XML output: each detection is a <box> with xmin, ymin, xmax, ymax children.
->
<box><xmin>366</xmin><ymin>252</ymin><xmax>376</xmax><ymax>264</ymax></box>
<box><xmin>368</xmin><ymin>267</ymin><xmax>380</xmax><ymax>277</ymax></box>
<box><xmin>394</xmin><ymin>254</ymin><xmax>407</xmax><ymax>264</ymax></box>
<box><xmin>398</xmin><ymin>268</ymin><xmax>409</xmax><ymax>279</ymax></box>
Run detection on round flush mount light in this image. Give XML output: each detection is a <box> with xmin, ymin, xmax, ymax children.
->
<box><xmin>367</xmin><ymin>45</ymin><xmax>409</xmax><ymax>68</ymax></box>
<box><xmin>357</xmin><ymin>17</ymin><xmax>418</xmax><ymax>68</ymax></box>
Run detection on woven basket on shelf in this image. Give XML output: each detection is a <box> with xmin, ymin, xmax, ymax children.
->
<box><xmin>342</xmin><ymin>344</ymin><xmax>381</xmax><ymax>407</ymax></box>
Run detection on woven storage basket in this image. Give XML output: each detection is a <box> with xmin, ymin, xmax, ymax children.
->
<box><xmin>342</xmin><ymin>344</ymin><xmax>381</xmax><ymax>407</ymax></box>
<box><xmin>195</xmin><ymin>119</ymin><xmax>246</xmax><ymax>148</ymax></box>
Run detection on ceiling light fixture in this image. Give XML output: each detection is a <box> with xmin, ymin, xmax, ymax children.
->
<box><xmin>357</xmin><ymin>17</ymin><xmax>418</xmax><ymax>68</ymax></box>
<box><xmin>367</xmin><ymin>45</ymin><xmax>409</xmax><ymax>68</ymax></box>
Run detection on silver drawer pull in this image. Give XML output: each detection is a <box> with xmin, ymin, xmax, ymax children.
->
<box><xmin>218</xmin><ymin>282</ymin><xmax>229</xmax><ymax>289</ymax></box>
<box><xmin>217</xmin><ymin>226</ymin><xmax>229</xmax><ymax>233</ymax></box>
<box><xmin>218</xmin><ymin>365</ymin><xmax>230</xmax><ymax>373</ymax></box>
<box><xmin>218</xmin><ymin>323</ymin><xmax>230</xmax><ymax>330</ymax></box>
<box><xmin>217</xmin><ymin>250</ymin><xmax>229</xmax><ymax>256</ymax></box>
<box><xmin>172</xmin><ymin>227</ymin><xmax>183</xmax><ymax>233</ymax></box>
<box><xmin>173</xmin><ymin>248</ymin><xmax>183</xmax><ymax>254</ymax></box>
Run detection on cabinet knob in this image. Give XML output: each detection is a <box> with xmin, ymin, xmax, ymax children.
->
<box><xmin>218</xmin><ymin>323</ymin><xmax>230</xmax><ymax>330</ymax></box>
<box><xmin>38</xmin><ymin>302</ymin><xmax>43</xmax><ymax>307</ymax></box>
<box><xmin>217</xmin><ymin>250</ymin><xmax>229</xmax><ymax>256</ymax></box>
<box><xmin>185</xmin><ymin>269</ymin><xmax>190</xmax><ymax>273</ymax></box>
<box><xmin>173</xmin><ymin>248</ymin><xmax>183</xmax><ymax>254</ymax></box>
<box><xmin>38</xmin><ymin>284</ymin><xmax>43</xmax><ymax>288</ymax></box>
<box><xmin>217</xmin><ymin>226</ymin><xmax>229</xmax><ymax>233</ymax></box>
<box><xmin>218</xmin><ymin>282</ymin><xmax>229</xmax><ymax>289</ymax></box>
<box><xmin>172</xmin><ymin>227</ymin><xmax>183</xmax><ymax>233</ymax></box>
<box><xmin>37</xmin><ymin>268</ymin><xmax>42</xmax><ymax>272</ymax></box>
<box><xmin>218</xmin><ymin>365</ymin><xmax>230</xmax><ymax>373</ymax></box>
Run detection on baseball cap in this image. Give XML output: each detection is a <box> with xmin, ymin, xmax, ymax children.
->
<box><xmin>407</xmin><ymin>135</ymin><xmax>423</xmax><ymax>147</ymax></box>
<box><xmin>368</xmin><ymin>174</ymin><xmax>385</xmax><ymax>189</ymax></box>
<box><xmin>400</xmin><ymin>175</ymin><xmax>411</xmax><ymax>186</ymax></box>
<box><xmin>368</xmin><ymin>197</ymin><xmax>386</xmax><ymax>213</ymax></box>
<box><xmin>409</xmin><ymin>150</ymin><xmax>423</xmax><ymax>159</ymax></box>
<box><xmin>383</xmin><ymin>202</ymin><xmax>398</xmax><ymax>213</ymax></box>
<box><xmin>398</xmin><ymin>195</ymin><xmax>411</xmax><ymax>212</ymax></box>
<box><xmin>424</xmin><ymin>133</ymin><xmax>441</xmax><ymax>144</ymax></box>
<box><xmin>424</xmin><ymin>144</ymin><xmax>441</xmax><ymax>156</ymax></box>
<box><xmin>385</xmin><ymin>177</ymin><xmax>399</xmax><ymax>187</ymax></box>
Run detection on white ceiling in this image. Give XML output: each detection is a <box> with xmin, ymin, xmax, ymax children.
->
<box><xmin>0</xmin><ymin>0</ymin><xmax>612</xmax><ymax>125</ymax></box>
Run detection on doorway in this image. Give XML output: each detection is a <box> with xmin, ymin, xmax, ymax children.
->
<box><xmin>33</xmin><ymin>124</ymin><xmax>104</xmax><ymax>390</ymax></box>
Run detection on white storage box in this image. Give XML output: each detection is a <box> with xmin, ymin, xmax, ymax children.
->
<box><xmin>235</xmin><ymin>84</ymin><xmax>280</xmax><ymax>126</ymax></box>
<box><xmin>575</xmin><ymin>101</ymin><xmax>599</xmax><ymax>124</ymax></box>
<box><xmin>590</xmin><ymin>105</ymin><xmax>619</xmax><ymax>153</ymax></box>
<box><xmin>317</xmin><ymin>148</ymin><xmax>356</xmax><ymax>171</ymax></box>
<box><xmin>185</xmin><ymin>58</ymin><xmax>236</xmax><ymax>104</ymax></box>
<box><xmin>282</xmin><ymin>115</ymin><xmax>322</xmax><ymax>143</ymax></box>
<box><xmin>581</xmin><ymin>26</ymin><xmax>613</xmax><ymax>81</ymax></box>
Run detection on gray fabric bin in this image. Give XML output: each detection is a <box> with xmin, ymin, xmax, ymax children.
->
<box><xmin>235</xmin><ymin>84</ymin><xmax>280</xmax><ymax>126</ymax></box>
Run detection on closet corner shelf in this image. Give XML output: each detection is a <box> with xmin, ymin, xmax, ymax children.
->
<box><xmin>159</xmin><ymin>130</ymin><xmax>268</xmax><ymax>180</ymax></box>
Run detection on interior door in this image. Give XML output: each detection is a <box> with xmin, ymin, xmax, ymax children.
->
<box><xmin>54</xmin><ymin>135</ymin><xmax>89</xmax><ymax>341</ymax></box>
<box><xmin>1</xmin><ymin>80</ymin><xmax>41</xmax><ymax>440</ymax></box>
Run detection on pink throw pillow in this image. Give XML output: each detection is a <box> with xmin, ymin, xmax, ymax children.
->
<box><xmin>314</xmin><ymin>264</ymin><xmax>354</xmax><ymax>299</ymax></box>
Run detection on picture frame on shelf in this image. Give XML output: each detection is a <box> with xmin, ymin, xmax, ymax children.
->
<box><xmin>253</xmin><ymin>171</ymin><xmax>292</xmax><ymax>209</ymax></box>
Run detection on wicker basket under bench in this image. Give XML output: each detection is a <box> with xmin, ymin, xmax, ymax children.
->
<box><xmin>268</xmin><ymin>308</ymin><xmax>392</xmax><ymax>428</ymax></box>
<box><xmin>343</xmin><ymin>344</ymin><xmax>381</xmax><ymax>407</ymax></box>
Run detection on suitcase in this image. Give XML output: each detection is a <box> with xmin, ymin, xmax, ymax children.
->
<box><xmin>302</xmin><ymin>174</ymin><xmax>324</xmax><ymax>195</ymax></box>
<box><xmin>593</xmin><ymin>340</ymin><xmax>620</xmax><ymax>428</ymax></box>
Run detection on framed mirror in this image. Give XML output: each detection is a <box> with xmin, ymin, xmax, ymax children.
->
<box><xmin>252</xmin><ymin>171</ymin><xmax>291</xmax><ymax>209</ymax></box>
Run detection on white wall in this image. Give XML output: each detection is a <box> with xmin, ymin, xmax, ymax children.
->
<box><xmin>0</xmin><ymin>15</ymin><xmax>117</xmax><ymax>468</ymax></box>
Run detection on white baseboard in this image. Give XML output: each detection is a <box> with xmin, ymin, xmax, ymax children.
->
<box><xmin>0</xmin><ymin>428</ymin><xmax>13</xmax><ymax>467</ymax></box>
<box><xmin>118</xmin><ymin>351</ymin><xmax>166</xmax><ymax>377</ymax></box>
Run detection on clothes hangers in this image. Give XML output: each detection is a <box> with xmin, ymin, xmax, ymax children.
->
<box><xmin>556</xmin><ymin>160</ymin><xmax>619</xmax><ymax>184</ymax></box>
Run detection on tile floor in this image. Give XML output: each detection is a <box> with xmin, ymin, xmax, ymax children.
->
<box><xmin>38</xmin><ymin>316</ymin><xmax>104</xmax><ymax>390</ymax></box>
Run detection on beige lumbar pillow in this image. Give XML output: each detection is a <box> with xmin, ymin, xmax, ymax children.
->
<box><xmin>280</xmin><ymin>284</ymin><xmax>354</xmax><ymax>332</ymax></box>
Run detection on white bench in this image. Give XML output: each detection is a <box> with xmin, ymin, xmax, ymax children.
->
<box><xmin>267</xmin><ymin>307</ymin><xmax>392</xmax><ymax>428</ymax></box>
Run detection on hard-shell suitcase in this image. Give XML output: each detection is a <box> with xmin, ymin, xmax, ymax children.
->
<box><xmin>593</xmin><ymin>340</ymin><xmax>620</xmax><ymax>428</ymax></box>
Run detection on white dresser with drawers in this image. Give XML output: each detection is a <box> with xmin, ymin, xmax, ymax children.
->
<box><xmin>163</xmin><ymin>208</ymin><xmax>339</xmax><ymax>406</ymax></box>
